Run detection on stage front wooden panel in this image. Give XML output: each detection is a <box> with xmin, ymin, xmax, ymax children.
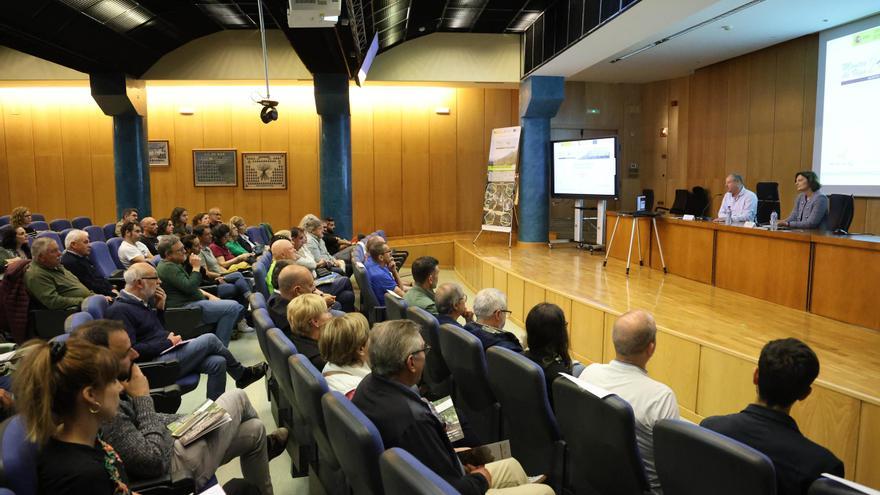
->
<box><xmin>604</xmin><ymin>213</ymin><xmax>652</xmax><ymax>263</ymax></box>
<box><xmin>810</xmin><ymin>237</ymin><xmax>880</xmax><ymax>330</ymax></box>
<box><xmin>714</xmin><ymin>228</ymin><xmax>811</xmax><ymax>309</ymax></box>
<box><xmin>857</xmin><ymin>402</ymin><xmax>880</xmax><ymax>488</ymax></box>
<box><xmin>649</xmin><ymin>218</ymin><xmax>714</xmax><ymax>284</ymax></box>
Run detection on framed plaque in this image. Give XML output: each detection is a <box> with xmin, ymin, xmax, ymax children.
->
<box><xmin>242</xmin><ymin>152</ymin><xmax>287</xmax><ymax>190</ymax></box>
<box><xmin>193</xmin><ymin>149</ymin><xmax>237</xmax><ymax>187</ymax></box>
<box><xmin>148</xmin><ymin>140</ymin><xmax>170</xmax><ymax>167</ymax></box>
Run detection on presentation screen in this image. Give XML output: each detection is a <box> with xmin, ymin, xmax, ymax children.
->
<box><xmin>551</xmin><ymin>137</ymin><xmax>618</xmax><ymax>198</ymax></box>
<box><xmin>814</xmin><ymin>14</ymin><xmax>880</xmax><ymax>196</ymax></box>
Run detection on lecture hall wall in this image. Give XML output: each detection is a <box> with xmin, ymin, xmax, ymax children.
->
<box><xmin>639</xmin><ymin>33</ymin><xmax>880</xmax><ymax>233</ymax></box>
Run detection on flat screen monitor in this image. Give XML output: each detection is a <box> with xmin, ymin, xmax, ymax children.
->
<box><xmin>551</xmin><ymin>137</ymin><xmax>618</xmax><ymax>199</ymax></box>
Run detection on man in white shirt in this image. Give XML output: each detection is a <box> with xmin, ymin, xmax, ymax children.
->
<box><xmin>117</xmin><ymin>221</ymin><xmax>152</xmax><ymax>269</ymax></box>
<box><xmin>714</xmin><ymin>173</ymin><xmax>758</xmax><ymax>223</ymax></box>
<box><xmin>578</xmin><ymin>310</ymin><xmax>679</xmax><ymax>493</ymax></box>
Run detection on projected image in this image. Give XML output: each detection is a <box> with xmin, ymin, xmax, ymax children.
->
<box><xmin>818</xmin><ymin>22</ymin><xmax>880</xmax><ymax>191</ymax></box>
<box><xmin>551</xmin><ymin>138</ymin><xmax>617</xmax><ymax>197</ymax></box>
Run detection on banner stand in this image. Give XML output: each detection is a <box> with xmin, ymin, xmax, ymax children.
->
<box><xmin>474</xmin><ymin>126</ymin><xmax>521</xmax><ymax>248</ymax></box>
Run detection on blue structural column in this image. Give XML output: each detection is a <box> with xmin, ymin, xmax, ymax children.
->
<box><xmin>518</xmin><ymin>76</ymin><xmax>565</xmax><ymax>243</ymax></box>
<box><xmin>314</xmin><ymin>73</ymin><xmax>353</xmax><ymax>239</ymax></box>
<box><xmin>90</xmin><ymin>74</ymin><xmax>151</xmax><ymax>218</ymax></box>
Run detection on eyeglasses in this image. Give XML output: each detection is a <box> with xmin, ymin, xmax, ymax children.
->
<box><xmin>409</xmin><ymin>344</ymin><xmax>432</xmax><ymax>357</ymax></box>
<box><xmin>140</xmin><ymin>276</ymin><xmax>159</xmax><ymax>280</ymax></box>
<box><xmin>498</xmin><ymin>309</ymin><xmax>512</xmax><ymax>314</ymax></box>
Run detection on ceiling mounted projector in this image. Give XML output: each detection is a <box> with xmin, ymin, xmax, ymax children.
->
<box><xmin>288</xmin><ymin>0</ymin><xmax>341</xmax><ymax>28</ymax></box>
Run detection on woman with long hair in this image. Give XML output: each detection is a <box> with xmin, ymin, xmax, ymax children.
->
<box><xmin>13</xmin><ymin>339</ymin><xmax>129</xmax><ymax>495</ymax></box>
<box><xmin>156</xmin><ymin>217</ymin><xmax>174</xmax><ymax>236</ymax></box>
<box><xmin>0</xmin><ymin>226</ymin><xmax>31</xmax><ymax>277</ymax></box>
<box><xmin>170</xmin><ymin>207</ymin><xmax>190</xmax><ymax>236</ymax></box>
<box><xmin>523</xmin><ymin>302</ymin><xmax>573</xmax><ymax>405</ymax></box>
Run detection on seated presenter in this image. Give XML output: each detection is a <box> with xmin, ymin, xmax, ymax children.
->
<box><xmin>777</xmin><ymin>171</ymin><xmax>829</xmax><ymax>230</ymax></box>
<box><xmin>714</xmin><ymin>173</ymin><xmax>757</xmax><ymax>223</ymax></box>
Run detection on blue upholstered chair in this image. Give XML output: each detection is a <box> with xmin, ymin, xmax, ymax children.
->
<box><xmin>87</xmin><ymin>241</ymin><xmax>121</xmax><ymax>279</ymax></box>
<box><xmin>26</xmin><ymin>221</ymin><xmax>48</xmax><ymax>232</ymax></box>
<box><xmin>29</xmin><ymin>214</ymin><xmax>45</xmax><ymax>222</ymax></box>
<box><xmin>0</xmin><ymin>215</ymin><xmax>9</xmax><ymax>227</ymax></box>
<box><xmin>81</xmin><ymin>294</ymin><xmax>109</xmax><ymax>320</ymax></box>
<box><xmin>106</xmin><ymin>237</ymin><xmax>124</xmax><ymax>270</ymax></box>
<box><xmin>32</xmin><ymin>231</ymin><xmax>61</xmax><ymax>250</ymax></box>
<box><xmin>102</xmin><ymin>222</ymin><xmax>116</xmax><ymax>240</ymax></box>
<box><xmin>265</xmin><ymin>328</ymin><xmax>311</xmax><ymax>476</ymax></box>
<box><xmin>379</xmin><ymin>448</ymin><xmax>458</xmax><ymax>495</ymax></box>
<box><xmin>71</xmin><ymin>216</ymin><xmax>92</xmax><ymax>229</ymax></box>
<box><xmin>58</xmin><ymin>228</ymin><xmax>74</xmax><ymax>248</ymax></box>
<box><xmin>49</xmin><ymin>219</ymin><xmax>72</xmax><ymax>232</ymax></box>
<box><xmin>407</xmin><ymin>307</ymin><xmax>451</xmax><ymax>400</ymax></box>
<box><xmin>64</xmin><ymin>311</ymin><xmax>93</xmax><ymax>334</ymax></box>
<box><xmin>84</xmin><ymin>224</ymin><xmax>106</xmax><ymax>243</ymax></box>
<box><xmin>322</xmin><ymin>391</ymin><xmax>386</xmax><ymax>495</ymax></box>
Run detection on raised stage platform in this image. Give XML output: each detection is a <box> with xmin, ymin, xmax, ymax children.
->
<box><xmin>387</xmin><ymin>232</ymin><xmax>880</xmax><ymax>486</ymax></box>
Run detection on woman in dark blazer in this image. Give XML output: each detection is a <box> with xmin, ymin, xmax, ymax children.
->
<box><xmin>778</xmin><ymin>171</ymin><xmax>828</xmax><ymax>230</ymax></box>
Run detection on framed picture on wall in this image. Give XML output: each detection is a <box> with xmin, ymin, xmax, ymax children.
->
<box><xmin>148</xmin><ymin>140</ymin><xmax>170</xmax><ymax>167</ymax></box>
<box><xmin>193</xmin><ymin>149</ymin><xmax>237</xmax><ymax>187</ymax></box>
<box><xmin>242</xmin><ymin>152</ymin><xmax>287</xmax><ymax>190</ymax></box>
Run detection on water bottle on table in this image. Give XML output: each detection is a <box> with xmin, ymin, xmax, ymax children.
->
<box><xmin>725</xmin><ymin>206</ymin><xmax>732</xmax><ymax>225</ymax></box>
<box><xmin>770</xmin><ymin>211</ymin><xmax>778</xmax><ymax>231</ymax></box>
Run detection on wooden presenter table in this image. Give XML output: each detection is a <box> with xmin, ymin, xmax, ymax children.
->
<box><xmin>606</xmin><ymin>212</ymin><xmax>880</xmax><ymax>327</ymax></box>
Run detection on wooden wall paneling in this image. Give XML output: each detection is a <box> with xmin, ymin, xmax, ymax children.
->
<box><xmin>401</xmin><ymin>93</ymin><xmax>430</xmax><ymax>235</ymax></box>
<box><xmin>506</xmin><ymin>273</ymin><xmax>525</xmax><ymax>324</ymax></box>
<box><xmin>666</xmin><ymin>77</ymin><xmax>689</xmax><ymax>205</ymax></box>
<box><xmin>455</xmin><ymin>88</ymin><xmax>485</xmax><ymax>232</ymax></box>
<box><xmin>146</xmin><ymin>94</ymin><xmax>176</xmax><ymax>219</ymax></box>
<box><xmin>705</xmin><ymin>63</ymin><xmax>729</xmax><ymax>193</ymax></box>
<box><xmin>393</xmin><ymin>242</ymin><xmax>454</xmax><ymax>268</ymax></box>
<box><xmin>789</xmin><ymin>385</ymin><xmax>860</xmax><ymax>473</ymax></box>
<box><xmin>258</xmin><ymin>97</ymin><xmax>292</xmax><ymax>230</ymax></box>
<box><xmin>493</xmin><ymin>266</ymin><xmax>507</xmax><ymax>294</ymax></box>
<box><xmin>746</xmin><ymin>47</ymin><xmax>777</xmax><ymax>186</ymax></box>
<box><xmin>483</xmin><ymin>89</ymin><xmax>514</xmax><ymax>165</ymax></box>
<box><xmin>570</xmin><ymin>301</ymin><xmax>605</xmax><ymax>364</ymax></box>
<box><xmin>645</xmin><ymin>331</ymin><xmax>701</xmax><ymax>412</ymax></box>
<box><xmin>522</xmin><ymin>282</ymin><xmax>546</xmax><ymax>318</ymax></box>
<box><xmin>856</xmin><ymin>402</ymin><xmax>880</xmax><ymax>487</ymax></box>
<box><xmin>686</xmin><ymin>68</ymin><xmax>710</xmax><ymax>188</ymax></box>
<box><xmin>810</xmin><ymin>244</ymin><xmax>880</xmax><ymax>329</ymax></box>
<box><xmin>602</xmin><ymin>313</ymin><xmax>618</xmax><ymax>362</ymax></box>
<box><xmin>3</xmin><ymin>95</ymin><xmax>38</xmax><ymax>211</ymax></box>
<box><xmin>696</xmin><ymin>347</ymin><xmax>756</xmax><ymax>417</ymax></box>
<box><xmin>544</xmin><ymin>290</ymin><xmax>572</xmax><ymax>324</ymax></box>
<box><xmin>31</xmin><ymin>101</ymin><xmax>67</xmax><ymax>219</ymax></box>
<box><xmin>0</xmin><ymin>99</ymin><xmax>9</xmax><ymax>214</ymax></box>
<box><xmin>172</xmin><ymin>92</ymin><xmax>206</xmax><ymax>216</ymax></box>
<box><xmin>286</xmin><ymin>89</ymin><xmax>320</xmax><ymax>229</ymax></box>
<box><xmin>619</xmin><ymin>85</ymin><xmax>643</xmax><ymax>207</ymax></box>
<box><xmin>800</xmin><ymin>36</ymin><xmax>819</xmax><ymax>177</ymax></box>
<box><xmin>866</xmin><ymin>199</ymin><xmax>880</xmax><ymax>234</ymax></box>
<box><xmin>771</xmin><ymin>39</ymin><xmax>807</xmax><ymax>210</ymax></box>
<box><xmin>603</xmin><ymin>214</ymin><xmax>651</xmax><ymax>262</ymax></box>
<box><xmin>851</xmin><ymin>198</ymin><xmax>867</xmax><ymax>233</ymax></box>
<box><xmin>480</xmin><ymin>260</ymin><xmax>493</xmax><ymax>289</ymax></box>
<box><xmin>372</xmin><ymin>93</ymin><xmax>403</xmax><ymax>236</ymax></box>
<box><xmin>230</xmin><ymin>99</ymin><xmax>263</xmax><ymax>226</ymax></box>
<box><xmin>87</xmin><ymin>106</ymin><xmax>115</xmax><ymax>224</ymax></box>
<box><xmin>641</xmin><ymin>81</ymin><xmax>668</xmax><ymax>207</ymax></box>
<box><xmin>351</xmin><ymin>90</ymin><xmax>376</xmax><ymax>235</ymax></box>
<box><xmin>428</xmin><ymin>89</ymin><xmax>458</xmax><ymax>233</ymax></box>
<box><xmin>59</xmin><ymin>102</ymin><xmax>95</xmax><ymax>221</ymax></box>
<box><xmin>724</xmin><ymin>56</ymin><xmax>750</xmax><ymax>191</ymax></box>
<box><xmin>201</xmin><ymin>96</ymin><xmax>237</xmax><ymax>221</ymax></box>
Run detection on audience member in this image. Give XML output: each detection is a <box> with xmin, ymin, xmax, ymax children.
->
<box><xmin>190</xmin><ymin>227</ymin><xmax>253</xmax><ymax>324</ymax></box>
<box><xmin>714</xmin><ymin>173</ymin><xmax>758</xmax><ymax>223</ymax></box>
<box><xmin>270</xmin><ymin>234</ymin><xmax>355</xmax><ymax>311</ymax></box>
<box><xmin>0</xmin><ymin>226</ymin><xmax>30</xmax><ymax>277</ymax></box>
<box><xmin>73</xmin><ymin>320</ymin><xmax>285</xmax><ymax>494</ymax></box>
<box><xmin>286</xmin><ymin>293</ymin><xmax>332</xmax><ymax>370</ymax></box>
<box><xmin>170</xmin><ymin>207</ymin><xmax>190</xmax><ymax>236</ymax></box>
<box><xmin>268</xmin><ymin>264</ymin><xmax>336</xmax><ymax>333</ymax></box>
<box><xmin>192</xmin><ymin>212</ymin><xmax>211</xmax><ymax>229</ymax></box>
<box><xmin>139</xmin><ymin>217</ymin><xmax>160</xmax><ymax>255</ymax></box>
<box><xmin>10</xmin><ymin>206</ymin><xmax>36</xmax><ymax>234</ymax></box>
<box><xmin>25</xmin><ymin>236</ymin><xmax>97</xmax><ymax>310</ymax></box>
<box><xmin>114</xmin><ymin>208</ymin><xmax>139</xmax><ymax>237</ymax></box>
<box><xmin>353</xmin><ymin>320</ymin><xmax>553</xmax><ymax>495</ymax></box>
<box><xmin>104</xmin><ymin>264</ymin><xmax>266</xmax><ymax>400</ymax></box>
<box><xmin>117</xmin><ymin>221</ymin><xmax>151</xmax><ymax>269</ymax></box>
<box><xmin>300</xmin><ymin>214</ymin><xmax>346</xmax><ymax>274</ymax></box>
<box><xmin>701</xmin><ymin>338</ymin><xmax>843</xmax><ymax>495</ymax></box>
<box><xmin>61</xmin><ymin>229</ymin><xmax>116</xmax><ymax>297</ymax></box>
<box><xmin>157</xmin><ymin>217</ymin><xmax>174</xmax><ymax>236</ymax></box>
<box><xmin>210</xmin><ymin>224</ymin><xmax>252</xmax><ymax>269</ymax></box>
<box><xmin>578</xmin><ymin>310</ymin><xmax>679</xmax><ymax>493</ymax></box>
<box><xmin>319</xmin><ymin>312</ymin><xmax>370</xmax><ymax>398</ymax></box>
<box><xmin>404</xmin><ymin>256</ymin><xmax>440</xmax><ymax>314</ymax></box>
<box><xmin>156</xmin><ymin>236</ymin><xmax>245</xmax><ymax>345</ymax></box>
<box><xmin>208</xmin><ymin>206</ymin><xmax>223</xmax><ymax>227</ymax></box>
<box><xmin>463</xmin><ymin>288</ymin><xmax>523</xmax><ymax>352</ymax></box>
<box><xmin>435</xmin><ymin>283</ymin><xmax>474</xmax><ymax>329</ymax></box>
<box><xmin>225</xmin><ymin>223</ymin><xmax>250</xmax><ymax>256</ymax></box>
<box><xmin>322</xmin><ymin>217</ymin><xmax>351</xmax><ymax>256</ymax></box>
<box><xmin>778</xmin><ymin>171</ymin><xmax>829</xmax><ymax>230</ymax></box>
<box><xmin>364</xmin><ymin>240</ymin><xmax>408</xmax><ymax>305</ymax></box>
<box><xmin>523</xmin><ymin>303</ymin><xmax>572</xmax><ymax>405</ymax></box>
<box><xmin>229</xmin><ymin>216</ymin><xmax>256</xmax><ymax>253</ymax></box>
<box><xmin>13</xmin><ymin>338</ymin><xmax>130</xmax><ymax>495</ymax></box>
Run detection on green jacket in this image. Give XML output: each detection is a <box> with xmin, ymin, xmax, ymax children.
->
<box><xmin>226</xmin><ymin>240</ymin><xmax>248</xmax><ymax>256</ymax></box>
<box><xmin>404</xmin><ymin>286</ymin><xmax>437</xmax><ymax>315</ymax></box>
<box><xmin>156</xmin><ymin>260</ymin><xmax>205</xmax><ymax>308</ymax></box>
<box><xmin>24</xmin><ymin>261</ymin><xmax>93</xmax><ymax>310</ymax></box>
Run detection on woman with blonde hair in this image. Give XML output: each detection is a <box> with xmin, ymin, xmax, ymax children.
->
<box><xmin>13</xmin><ymin>339</ymin><xmax>129</xmax><ymax>494</ymax></box>
<box><xmin>10</xmin><ymin>206</ymin><xmax>35</xmax><ymax>234</ymax></box>
<box><xmin>319</xmin><ymin>313</ymin><xmax>370</xmax><ymax>398</ymax></box>
<box><xmin>286</xmin><ymin>293</ymin><xmax>333</xmax><ymax>370</ymax></box>
<box><xmin>227</xmin><ymin>216</ymin><xmax>255</xmax><ymax>254</ymax></box>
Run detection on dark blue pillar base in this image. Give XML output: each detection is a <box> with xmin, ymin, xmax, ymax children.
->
<box><xmin>113</xmin><ymin>114</ymin><xmax>151</xmax><ymax>218</ymax></box>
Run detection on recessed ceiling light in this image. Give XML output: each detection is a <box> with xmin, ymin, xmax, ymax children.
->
<box><xmin>822</xmin><ymin>19</ymin><xmax>829</xmax><ymax>22</ymax></box>
<box><xmin>721</xmin><ymin>25</ymin><xmax>732</xmax><ymax>31</ymax></box>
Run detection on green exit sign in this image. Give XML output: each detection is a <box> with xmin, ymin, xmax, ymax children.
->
<box><xmin>586</xmin><ymin>108</ymin><xmax>601</xmax><ymax>114</ymax></box>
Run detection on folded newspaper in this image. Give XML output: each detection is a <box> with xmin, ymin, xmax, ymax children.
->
<box><xmin>167</xmin><ymin>399</ymin><xmax>232</xmax><ymax>446</ymax></box>
<box><xmin>431</xmin><ymin>396</ymin><xmax>465</xmax><ymax>443</ymax></box>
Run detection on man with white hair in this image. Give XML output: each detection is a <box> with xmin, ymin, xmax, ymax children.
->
<box><xmin>61</xmin><ymin>228</ymin><xmax>117</xmax><ymax>297</ymax></box>
<box><xmin>434</xmin><ymin>282</ymin><xmax>474</xmax><ymax>329</ymax></box>
<box><xmin>714</xmin><ymin>173</ymin><xmax>758</xmax><ymax>223</ymax></box>
<box><xmin>24</xmin><ymin>236</ymin><xmax>101</xmax><ymax>310</ymax></box>
<box><xmin>578</xmin><ymin>309</ymin><xmax>679</xmax><ymax>493</ymax></box>
<box><xmin>353</xmin><ymin>320</ymin><xmax>553</xmax><ymax>495</ymax></box>
<box><xmin>463</xmin><ymin>288</ymin><xmax>523</xmax><ymax>353</ymax></box>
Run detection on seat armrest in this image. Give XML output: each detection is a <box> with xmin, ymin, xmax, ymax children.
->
<box><xmin>164</xmin><ymin>307</ymin><xmax>212</xmax><ymax>340</ymax></box>
<box><xmin>139</xmin><ymin>360</ymin><xmax>181</xmax><ymax>387</ymax></box>
<box><xmin>131</xmin><ymin>467</ymin><xmax>195</xmax><ymax>495</ymax></box>
<box><xmin>149</xmin><ymin>384</ymin><xmax>182</xmax><ymax>415</ymax></box>
<box><xmin>30</xmin><ymin>309</ymin><xmax>76</xmax><ymax>339</ymax></box>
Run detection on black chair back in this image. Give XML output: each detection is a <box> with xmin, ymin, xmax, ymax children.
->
<box><xmin>407</xmin><ymin>307</ymin><xmax>452</xmax><ymax>400</ymax></box>
<box><xmin>654</xmin><ymin>419</ymin><xmax>776</xmax><ymax>495</ymax></box>
<box><xmin>385</xmin><ymin>293</ymin><xmax>407</xmax><ymax>320</ymax></box>
<box><xmin>552</xmin><ymin>377</ymin><xmax>650</xmax><ymax>495</ymax></box>
<box><xmin>756</xmin><ymin>182</ymin><xmax>780</xmax><ymax>201</ymax></box>
<box><xmin>266</xmin><ymin>328</ymin><xmax>313</xmax><ymax>474</ymax></box>
<box><xmin>827</xmin><ymin>194</ymin><xmax>854</xmax><ymax>232</ymax></box>
<box><xmin>322</xmin><ymin>391</ymin><xmax>386</xmax><ymax>495</ymax></box>
<box><xmin>642</xmin><ymin>189</ymin><xmax>655</xmax><ymax>212</ymax></box>
<box><xmin>669</xmin><ymin>189</ymin><xmax>689</xmax><ymax>214</ymax></box>
<box><xmin>486</xmin><ymin>347</ymin><xmax>565</xmax><ymax>491</ymax></box>
<box><xmin>379</xmin><ymin>448</ymin><xmax>459</xmax><ymax>495</ymax></box>
<box><xmin>757</xmin><ymin>200</ymin><xmax>781</xmax><ymax>224</ymax></box>
<box><xmin>808</xmin><ymin>477</ymin><xmax>869</xmax><ymax>494</ymax></box>
<box><xmin>686</xmin><ymin>186</ymin><xmax>711</xmax><ymax>217</ymax></box>
<box><xmin>438</xmin><ymin>323</ymin><xmax>501</xmax><ymax>443</ymax></box>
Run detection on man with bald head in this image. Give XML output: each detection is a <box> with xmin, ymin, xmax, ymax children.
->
<box><xmin>268</xmin><ymin>232</ymin><xmax>355</xmax><ymax>311</ymax></box>
<box><xmin>139</xmin><ymin>217</ymin><xmax>160</xmax><ymax>255</ymax></box>
<box><xmin>578</xmin><ymin>310</ymin><xmax>679</xmax><ymax>493</ymax></box>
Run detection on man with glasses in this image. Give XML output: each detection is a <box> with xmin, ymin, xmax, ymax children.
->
<box><xmin>463</xmin><ymin>288</ymin><xmax>523</xmax><ymax>353</ymax></box>
<box><xmin>105</xmin><ymin>262</ymin><xmax>266</xmax><ymax>401</ymax></box>
<box><xmin>435</xmin><ymin>282</ymin><xmax>475</xmax><ymax>329</ymax></box>
<box><xmin>118</xmin><ymin>221</ymin><xmax>152</xmax><ymax>269</ymax></box>
<box><xmin>354</xmin><ymin>320</ymin><xmax>552</xmax><ymax>495</ymax></box>
<box><xmin>365</xmin><ymin>240</ymin><xmax>409</xmax><ymax>305</ymax></box>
